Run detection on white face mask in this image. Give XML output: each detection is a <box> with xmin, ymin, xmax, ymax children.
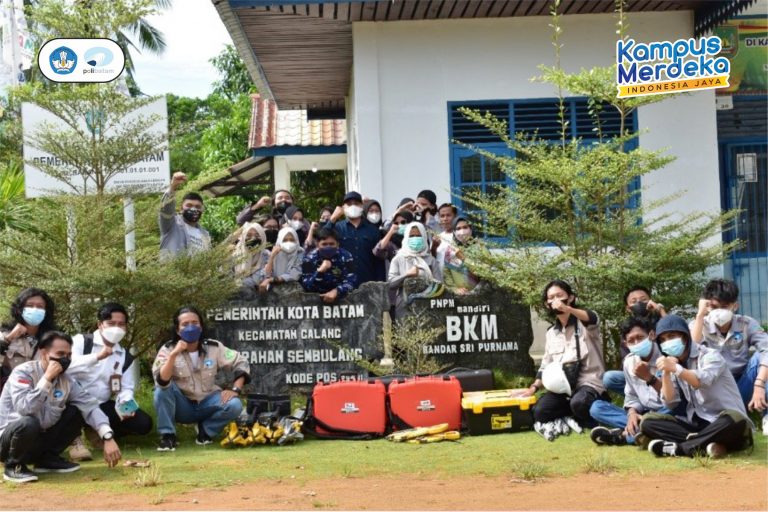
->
<box><xmin>709</xmin><ymin>308</ymin><xmax>734</xmax><ymax>327</ymax></box>
<box><xmin>344</xmin><ymin>205</ymin><xmax>363</xmax><ymax>219</ymax></box>
<box><xmin>289</xmin><ymin>220</ymin><xmax>303</xmax><ymax>231</ymax></box>
<box><xmin>280</xmin><ymin>241</ymin><xmax>298</xmax><ymax>254</ymax></box>
<box><xmin>101</xmin><ymin>326</ymin><xmax>126</xmax><ymax>345</ymax></box>
<box><xmin>367</xmin><ymin>212</ymin><xmax>381</xmax><ymax>224</ymax></box>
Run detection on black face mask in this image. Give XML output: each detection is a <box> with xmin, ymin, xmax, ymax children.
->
<box><xmin>50</xmin><ymin>356</ymin><xmax>71</xmax><ymax>373</ymax></box>
<box><xmin>246</xmin><ymin>238</ymin><xmax>262</xmax><ymax>248</ymax></box>
<box><xmin>265</xmin><ymin>229</ymin><xmax>279</xmax><ymax>245</ymax></box>
<box><xmin>275</xmin><ymin>202</ymin><xmax>291</xmax><ymax>214</ymax></box>
<box><xmin>629</xmin><ymin>301</ymin><xmax>649</xmax><ymax>318</ymax></box>
<box><xmin>182</xmin><ymin>208</ymin><xmax>202</xmax><ymax>223</ymax></box>
<box><xmin>391</xmin><ymin>233</ymin><xmax>404</xmax><ymax>248</ymax></box>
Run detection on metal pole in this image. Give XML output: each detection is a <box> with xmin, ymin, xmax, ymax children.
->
<box><xmin>65</xmin><ymin>203</ymin><xmax>81</xmax><ymax>332</ymax></box>
<box><xmin>123</xmin><ymin>196</ymin><xmax>136</xmax><ymax>271</ymax></box>
<box><xmin>8</xmin><ymin>1</ymin><xmax>20</xmax><ymax>86</ymax></box>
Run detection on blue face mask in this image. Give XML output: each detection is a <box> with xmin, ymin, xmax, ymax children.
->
<box><xmin>397</xmin><ymin>224</ymin><xmax>406</xmax><ymax>236</ymax></box>
<box><xmin>628</xmin><ymin>338</ymin><xmax>653</xmax><ymax>359</ymax></box>
<box><xmin>318</xmin><ymin>247</ymin><xmax>338</xmax><ymax>260</ymax></box>
<box><xmin>660</xmin><ymin>337</ymin><xmax>685</xmax><ymax>358</ymax></box>
<box><xmin>179</xmin><ymin>324</ymin><xmax>202</xmax><ymax>343</ymax></box>
<box><xmin>22</xmin><ymin>307</ymin><xmax>46</xmax><ymax>327</ymax></box>
<box><xmin>408</xmin><ymin>236</ymin><xmax>425</xmax><ymax>252</ymax></box>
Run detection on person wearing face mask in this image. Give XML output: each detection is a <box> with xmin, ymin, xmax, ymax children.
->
<box><xmin>260</xmin><ymin>227</ymin><xmax>305</xmax><ymax>293</ymax></box>
<box><xmin>0</xmin><ymin>331</ymin><xmax>122</xmax><ymax>483</ymax></box>
<box><xmin>690</xmin><ymin>279</ymin><xmax>768</xmax><ymax>435</ymax></box>
<box><xmin>283</xmin><ymin>205</ymin><xmax>309</xmax><ymax>246</ymax></box>
<box><xmin>589</xmin><ymin>317</ymin><xmax>680</xmax><ymax>446</ymax></box>
<box><xmin>301</xmin><ymin>228</ymin><xmax>358</xmax><ymax>304</ymax></box>
<box><xmin>601</xmin><ymin>286</ymin><xmax>669</xmax><ymax>398</ymax></box>
<box><xmin>374</xmin><ymin>211</ymin><xmax>414</xmax><ymax>312</ymax></box>
<box><xmin>326</xmin><ymin>191</ymin><xmax>385</xmax><ymax>284</ymax></box>
<box><xmin>153</xmin><ymin>306</ymin><xmax>251</xmax><ymax>451</ymax></box>
<box><xmin>641</xmin><ymin>314</ymin><xmax>752</xmax><ymax>459</ymax></box>
<box><xmin>159</xmin><ymin>172</ymin><xmax>211</xmax><ymax>260</ymax></box>
<box><xmin>1</xmin><ymin>288</ymin><xmax>57</xmax><ymax>390</ymax></box>
<box><xmin>438</xmin><ymin>217</ymin><xmax>481</xmax><ymax>295</ymax></box>
<box><xmin>233</xmin><ymin>222</ymin><xmax>271</xmax><ymax>290</ymax></box>
<box><xmin>363</xmin><ymin>200</ymin><xmax>383</xmax><ymax>229</ymax></box>
<box><xmin>236</xmin><ymin>189</ymin><xmax>295</xmax><ymax>226</ymax></box>
<box><xmin>67</xmin><ymin>303</ymin><xmax>152</xmax><ymax>460</ymax></box>
<box><xmin>387</xmin><ymin>223</ymin><xmax>442</xmax><ymax>318</ymax></box>
<box><xmin>262</xmin><ymin>216</ymin><xmax>281</xmax><ymax>249</ymax></box>
<box><xmin>518</xmin><ymin>280</ymin><xmax>607</xmax><ymax>440</ymax></box>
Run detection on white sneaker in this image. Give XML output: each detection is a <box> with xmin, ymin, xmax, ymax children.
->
<box><xmin>762</xmin><ymin>416</ymin><xmax>768</xmax><ymax>436</ymax></box>
<box><xmin>564</xmin><ymin>416</ymin><xmax>583</xmax><ymax>434</ymax></box>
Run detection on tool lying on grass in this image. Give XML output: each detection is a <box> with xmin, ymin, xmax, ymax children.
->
<box><xmin>221</xmin><ymin>411</ymin><xmax>304</xmax><ymax>447</ymax></box>
<box><xmin>386</xmin><ymin>423</ymin><xmax>460</xmax><ymax>443</ymax></box>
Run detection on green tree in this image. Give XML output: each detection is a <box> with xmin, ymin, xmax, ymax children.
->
<box><xmin>0</xmin><ymin>162</ymin><xmax>34</xmax><ymax>232</ymax></box>
<box><xmin>210</xmin><ymin>44</ymin><xmax>255</xmax><ymax>101</ymax></box>
<box><xmin>459</xmin><ymin>1</ymin><xmax>738</xmax><ymax>362</ymax></box>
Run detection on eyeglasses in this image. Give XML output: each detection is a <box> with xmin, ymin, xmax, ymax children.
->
<box><xmin>393</xmin><ymin>221</ymin><xmax>407</xmax><ymax>225</ymax></box>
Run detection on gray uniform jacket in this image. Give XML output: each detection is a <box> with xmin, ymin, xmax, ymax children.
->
<box><xmin>152</xmin><ymin>339</ymin><xmax>251</xmax><ymax>402</ymax></box>
<box><xmin>623</xmin><ymin>344</ymin><xmax>674</xmax><ymax>413</ymax></box>
<box><xmin>695</xmin><ymin>314</ymin><xmax>768</xmax><ymax>377</ymax></box>
<box><xmin>0</xmin><ymin>331</ymin><xmax>38</xmax><ymax>372</ymax></box>
<box><xmin>0</xmin><ymin>360</ymin><xmax>112</xmax><ymax>438</ymax></box>
<box><xmin>670</xmin><ymin>343</ymin><xmax>748</xmax><ymax>424</ymax></box>
<box><xmin>158</xmin><ymin>189</ymin><xmax>211</xmax><ymax>260</ymax></box>
<box><xmin>539</xmin><ymin>313</ymin><xmax>606</xmax><ymax>394</ymax></box>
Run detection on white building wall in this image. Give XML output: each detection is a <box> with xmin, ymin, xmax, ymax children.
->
<box><xmin>349</xmin><ymin>11</ymin><xmax>722</xmax><ymax>229</ymax></box>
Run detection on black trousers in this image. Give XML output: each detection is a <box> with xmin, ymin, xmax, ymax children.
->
<box><xmin>533</xmin><ymin>386</ymin><xmax>604</xmax><ymax>426</ymax></box>
<box><xmin>640</xmin><ymin>412</ymin><xmax>750</xmax><ymax>456</ymax></box>
<box><xmin>0</xmin><ymin>404</ymin><xmax>83</xmax><ymax>466</ymax></box>
<box><xmin>99</xmin><ymin>401</ymin><xmax>153</xmax><ymax>439</ymax></box>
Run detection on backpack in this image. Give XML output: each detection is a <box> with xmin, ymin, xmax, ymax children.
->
<box><xmin>82</xmin><ymin>334</ymin><xmax>135</xmax><ymax>373</ymax></box>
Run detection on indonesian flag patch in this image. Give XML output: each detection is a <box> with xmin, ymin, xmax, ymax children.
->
<box><xmin>17</xmin><ymin>378</ymin><xmax>31</xmax><ymax>385</ymax></box>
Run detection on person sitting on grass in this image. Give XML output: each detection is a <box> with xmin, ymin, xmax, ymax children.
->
<box><xmin>689</xmin><ymin>278</ymin><xmax>768</xmax><ymax>436</ymax></box>
<box><xmin>518</xmin><ymin>280</ymin><xmax>607</xmax><ymax>440</ymax></box>
<box><xmin>300</xmin><ymin>228</ymin><xmax>358</xmax><ymax>304</ymax></box>
<box><xmin>0</xmin><ymin>331</ymin><xmax>121</xmax><ymax>483</ymax></box>
<box><xmin>153</xmin><ymin>306</ymin><xmax>251</xmax><ymax>452</ymax></box>
<box><xmin>640</xmin><ymin>314</ymin><xmax>752</xmax><ymax>459</ymax></box>
<box><xmin>589</xmin><ymin>317</ymin><xmax>679</xmax><ymax>446</ymax></box>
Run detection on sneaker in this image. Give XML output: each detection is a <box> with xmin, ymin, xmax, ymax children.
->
<box><xmin>648</xmin><ymin>439</ymin><xmax>679</xmax><ymax>457</ymax></box>
<box><xmin>762</xmin><ymin>416</ymin><xmax>768</xmax><ymax>437</ymax></box>
<box><xmin>590</xmin><ymin>426</ymin><xmax>626</xmax><ymax>446</ymax></box>
<box><xmin>564</xmin><ymin>416</ymin><xmax>583</xmax><ymax>434</ymax></box>
<box><xmin>33</xmin><ymin>456</ymin><xmax>80</xmax><ymax>473</ymax></box>
<box><xmin>157</xmin><ymin>433</ymin><xmax>178</xmax><ymax>452</ymax></box>
<box><xmin>3</xmin><ymin>464</ymin><xmax>38</xmax><ymax>483</ymax></box>
<box><xmin>195</xmin><ymin>424</ymin><xmax>212</xmax><ymax>446</ymax></box>
<box><xmin>706</xmin><ymin>442</ymin><xmax>727</xmax><ymax>459</ymax></box>
<box><xmin>553</xmin><ymin>418</ymin><xmax>570</xmax><ymax>435</ymax></box>
<box><xmin>68</xmin><ymin>436</ymin><xmax>93</xmax><ymax>462</ymax></box>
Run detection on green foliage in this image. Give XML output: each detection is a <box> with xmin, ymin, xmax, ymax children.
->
<box><xmin>378</xmin><ymin>311</ymin><xmax>448</xmax><ymax>376</ymax></box>
<box><xmin>199</xmin><ymin>195</ymin><xmax>250</xmax><ymax>245</ymax></box>
<box><xmin>0</xmin><ymin>194</ymin><xmax>238</xmax><ymax>357</ymax></box>
<box><xmin>290</xmin><ymin>170</ymin><xmax>347</xmax><ymax>220</ymax></box>
<box><xmin>457</xmin><ymin>9</ymin><xmax>739</xmax><ymax>363</ymax></box>
<box><xmin>210</xmin><ymin>44</ymin><xmax>256</xmax><ymax>101</ymax></box>
<box><xmin>0</xmin><ymin>162</ymin><xmax>34</xmax><ymax>232</ymax></box>
<box><xmin>199</xmin><ymin>93</ymin><xmax>252</xmax><ymax>172</ymax></box>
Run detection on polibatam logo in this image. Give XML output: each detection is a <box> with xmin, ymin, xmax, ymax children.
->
<box><xmin>38</xmin><ymin>38</ymin><xmax>125</xmax><ymax>83</ymax></box>
<box><xmin>616</xmin><ymin>36</ymin><xmax>730</xmax><ymax>98</ymax></box>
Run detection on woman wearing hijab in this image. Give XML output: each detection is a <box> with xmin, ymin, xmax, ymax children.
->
<box><xmin>387</xmin><ymin>222</ymin><xmax>441</xmax><ymax>317</ymax></box>
<box><xmin>260</xmin><ymin>226</ymin><xmax>305</xmax><ymax>293</ymax></box>
<box><xmin>283</xmin><ymin>206</ymin><xmax>309</xmax><ymax>246</ymax></box>
<box><xmin>233</xmin><ymin>222</ymin><xmax>271</xmax><ymax>289</ymax></box>
<box><xmin>438</xmin><ymin>216</ymin><xmax>481</xmax><ymax>295</ymax></box>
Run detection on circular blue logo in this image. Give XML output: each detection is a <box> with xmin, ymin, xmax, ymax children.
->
<box><xmin>204</xmin><ymin>359</ymin><xmax>214</xmax><ymax>368</ymax></box>
<box><xmin>53</xmin><ymin>389</ymin><xmax>64</xmax><ymax>399</ymax></box>
<box><xmin>84</xmin><ymin>46</ymin><xmax>113</xmax><ymax>67</ymax></box>
<box><xmin>50</xmin><ymin>46</ymin><xmax>77</xmax><ymax>75</ymax></box>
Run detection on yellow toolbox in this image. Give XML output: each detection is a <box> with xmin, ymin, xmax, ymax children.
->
<box><xmin>461</xmin><ymin>389</ymin><xmax>537</xmax><ymax>435</ymax></box>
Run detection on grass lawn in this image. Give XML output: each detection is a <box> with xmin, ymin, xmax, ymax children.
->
<box><xmin>0</xmin><ymin>381</ymin><xmax>765</xmax><ymax>500</ymax></box>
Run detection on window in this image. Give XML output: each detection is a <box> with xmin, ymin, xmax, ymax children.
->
<box><xmin>448</xmin><ymin>97</ymin><xmax>639</xmax><ymax>238</ymax></box>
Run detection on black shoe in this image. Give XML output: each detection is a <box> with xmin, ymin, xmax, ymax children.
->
<box><xmin>195</xmin><ymin>424</ymin><xmax>212</xmax><ymax>446</ymax></box>
<box><xmin>157</xmin><ymin>433</ymin><xmax>178</xmax><ymax>452</ymax></box>
<box><xmin>590</xmin><ymin>426</ymin><xmax>626</xmax><ymax>446</ymax></box>
<box><xmin>3</xmin><ymin>464</ymin><xmax>38</xmax><ymax>483</ymax></box>
<box><xmin>34</xmin><ymin>456</ymin><xmax>80</xmax><ymax>473</ymax></box>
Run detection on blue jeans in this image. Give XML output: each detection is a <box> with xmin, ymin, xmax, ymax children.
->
<box><xmin>736</xmin><ymin>352</ymin><xmax>768</xmax><ymax>416</ymax></box>
<box><xmin>154</xmin><ymin>382</ymin><xmax>242</xmax><ymax>438</ymax></box>
<box><xmin>603</xmin><ymin>370</ymin><xmax>626</xmax><ymax>396</ymax></box>
<box><xmin>589</xmin><ymin>401</ymin><xmax>678</xmax><ymax>445</ymax></box>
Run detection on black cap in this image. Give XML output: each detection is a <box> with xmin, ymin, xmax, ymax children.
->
<box><xmin>343</xmin><ymin>191</ymin><xmax>363</xmax><ymax>203</ymax></box>
<box><xmin>417</xmin><ymin>189</ymin><xmax>437</xmax><ymax>206</ymax></box>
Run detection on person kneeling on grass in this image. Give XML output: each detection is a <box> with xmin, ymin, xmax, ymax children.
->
<box><xmin>589</xmin><ymin>317</ymin><xmax>681</xmax><ymax>446</ymax></box>
<box><xmin>152</xmin><ymin>306</ymin><xmax>251</xmax><ymax>452</ymax></box>
<box><xmin>0</xmin><ymin>331</ymin><xmax>121</xmax><ymax>483</ymax></box>
<box><xmin>640</xmin><ymin>314</ymin><xmax>752</xmax><ymax>459</ymax></box>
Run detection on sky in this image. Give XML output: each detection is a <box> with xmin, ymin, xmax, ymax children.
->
<box><xmin>131</xmin><ymin>0</ymin><xmax>233</xmax><ymax>99</ymax></box>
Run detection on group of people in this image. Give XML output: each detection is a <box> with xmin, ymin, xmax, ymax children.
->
<box><xmin>520</xmin><ymin>278</ymin><xmax>766</xmax><ymax>460</ymax></box>
<box><xmin>0</xmin><ymin>288</ymin><xmax>250</xmax><ymax>483</ymax></box>
<box><xmin>160</xmin><ymin>172</ymin><xmax>483</xmax><ymax>314</ymax></box>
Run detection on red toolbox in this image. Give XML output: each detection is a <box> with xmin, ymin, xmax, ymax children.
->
<box><xmin>305</xmin><ymin>380</ymin><xmax>387</xmax><ymax>438</ymax></box>
<box><xmin>387</xmin><ymin>376</ymin><xmax>462</xmax><ymax>430</ymax></box>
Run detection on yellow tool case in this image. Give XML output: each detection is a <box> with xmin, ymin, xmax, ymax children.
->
<box><xmin>461</xmin><ymin>389</ymin><xmax>537</xmax><ymax>435</ymax></box>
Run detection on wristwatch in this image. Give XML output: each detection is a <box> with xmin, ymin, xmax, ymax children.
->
<box><xmin>102</xmin><ymin>431</ymin><xmax>114</xmax><ymax>441</ymax></box>
<box><xmin>231</xmin><ymin>386</ymin><xmax>242</xmax><ymax>395</ymax></box>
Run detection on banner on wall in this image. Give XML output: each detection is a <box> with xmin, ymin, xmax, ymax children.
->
<box><xmin>713</xmin><ymin>17</ymin><xmax>768</xmax><ymax>95</ymax></box>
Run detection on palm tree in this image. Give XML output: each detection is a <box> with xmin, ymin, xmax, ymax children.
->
<box><xmin>0</xmin><ymin>162</ymin><xmax>34</xmax><ymax>232</ymax></box>
<box><xmin>115</xmin><ymin>0</ymin><xmax>172</xmax><ymax>95</ymax></box>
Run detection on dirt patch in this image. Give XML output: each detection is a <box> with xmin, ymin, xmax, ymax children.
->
<box><xmin>3</xmin><ymin>466</ymin><xmax>766</xmax><ymax>510</ymax></box>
